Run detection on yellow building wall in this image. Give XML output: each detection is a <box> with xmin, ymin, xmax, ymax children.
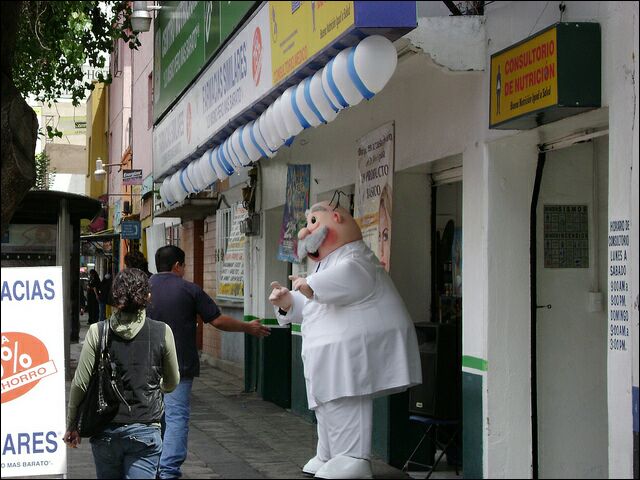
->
<box><xmin>86</xmin><ymin>82</ymin><xmax>108</xmax><ymax>199</ymax></box>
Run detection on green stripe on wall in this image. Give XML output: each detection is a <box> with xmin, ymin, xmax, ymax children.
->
<box><xmin>243</xmin><ymin>315</ymin><xmax>281</xmax><ymax>326</ymax></box>
<box><xmin>291</xmin><ymin>323</ymin><xmax>301</xmax><ymax>333</ymax></box>
<box><xmin>462</xmin><ymin>355</ymin><xmax>488</xmax><ymax>371</ymax></box>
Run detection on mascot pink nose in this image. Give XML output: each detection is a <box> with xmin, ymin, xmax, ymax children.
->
<box><xmin>298</xmin><ymin>227</ymin><xmax>311</xmax><ymax>240</ymax></box>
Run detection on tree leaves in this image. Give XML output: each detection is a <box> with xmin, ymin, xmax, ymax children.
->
<box><xmin>12</xmin><ymin>1</ymin><xmax>139</xmax><ymax>135</ymax></box>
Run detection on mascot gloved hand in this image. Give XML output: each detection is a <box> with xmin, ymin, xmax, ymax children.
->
<box><xmin>269</xmin><ymin>199</ymin><xmax>421</xmax><ymax>479</ymax></box>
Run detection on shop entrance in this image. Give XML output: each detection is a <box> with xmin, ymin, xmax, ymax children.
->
<box><xmin>534</xmin><ymin>139</ymin><xmax>608</xmax><ymax>478</ymax></box>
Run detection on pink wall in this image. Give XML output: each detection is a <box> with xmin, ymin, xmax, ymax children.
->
<box><xmin>132</xmin><ymin>27</ymin><xmax>154</xmax><ymax>178</ymax></box>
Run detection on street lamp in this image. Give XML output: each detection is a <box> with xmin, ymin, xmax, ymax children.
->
<box><xmin>131</xmin><ymin>1</ymin><xmax>163</xmax><ymax>33</ymax></box>
<box><xmin>94</xmin><ymin>157</ymin><xmax>127</xmax><ymax>182</ymax></box>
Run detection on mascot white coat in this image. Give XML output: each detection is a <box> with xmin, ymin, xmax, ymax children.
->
<box><xmin>269</xmin><ymin>200</ymin><xmax>421</xmax><ymax>479</ymax></box>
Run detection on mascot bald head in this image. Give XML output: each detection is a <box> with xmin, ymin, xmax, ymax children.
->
<box><xmin>297</xmin><ymin>200</ymin><xmax>362</xmax><ymax>262</ymax></box>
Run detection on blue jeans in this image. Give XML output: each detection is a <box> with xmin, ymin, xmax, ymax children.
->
<box><xmin>90</xmin><ymin>423</ymin><xmax>162</xmax><ymax>479</ymax></box>
<box><xmin>159</xmin><ymin>378</ymin><xmax>193</xmax><ymax>479</ymax></box>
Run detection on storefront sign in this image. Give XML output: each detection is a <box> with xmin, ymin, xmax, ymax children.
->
<box><xmin>154</xmin><ymin>1</ymin><xmax>258</xmax><ymax>122</ymax></box>
<box><xmin>154</xmin><ymin>4</ymin><xmax>272</xmax><ymax>179</ymax></box>
<box><xmin>270</xmin><ymin>1</ymin><xmax>354</xmax><ymax>83</ymax></box>
<box><xmin>1</xmin><ymin>267</ymin><xmax>67</xmax><ymax>478</ymax></box>
<box><xmin>490</xmin><ymin>23</ymin><xmax>600</xmax><ymax>130</ymax></box>
<box><xmin>218</xmin><ymin>204</ymin><xmax>248</xmax><ymax>300</ymax></box>
<box><xmin>121</xmin><ymin>220</ymin><xmax>142</xmax><ymax>240</ymax></box>
<box><xmin>354</xmin><ymin>122</ymin><xmax>394</xmax><ymax>271</ymax></box>
<box><xmin>608</xmin><ymin>219</ymin><xmax>630</xmax><ymax>352</ymax></box>
<box><xmin>122</xmin><ymin>169</ymin><xmax>143</xmax><ymax>186</ymax></box>
<box><xmin>278</xmin><ymin>164</ymin><xmax>311</xmax><ymax>263</ymax></box>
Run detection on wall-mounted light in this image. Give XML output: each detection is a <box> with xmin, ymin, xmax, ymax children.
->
<box><xmin>94</xmin><ymin>157</ymin><xmax>128</xmax><ymax>182</ymax></box>
<box><xmin>131</xmin><ymin>1</ymin><xmax>163</xmax><ymax>33</ymax></box>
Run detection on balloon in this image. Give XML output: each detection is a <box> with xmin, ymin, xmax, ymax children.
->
<box><xmin>261</xmin><ymin>106</ymin><xmax>284</xmax><ymax>151</ymax></box>
<box><xmin>295</xmin><ymin>77</ymin><xmax>322</xmax><ymax>127</ymax></box>
<box><xmin>223</xmin><ymin>139</ymin><xmax>241</xmax><ymax>170</ymax></box>
<box><xmin>217</xmin><ymin>143</ymin><xmax>235</xmax><ymax>176</ymax></box>
<box><xmin>241</xmin><ymin>122</ymin><xmax>263</xmax><ymax>162</ymax></box>
<box><xmin>309</xmin><ymin>69</ymin><xmax>338</xmax><ymax>123</ymax></box>
<box><xmin>198</xmin><ymin>149</ymin><xmax>218</xmax><ymax>189</ymax></box>
<box><xmin>209</xmin><ymin>147</ymin><xmax>228</xmax><ymax>181</ymax></box>
<box><xmin>280</xmin><ymin>86</ymin><xmax>305</xmax><ymax>137</ymax></box>
<box><xmin>186</xmin><ymin>161</ymin><xmax>199</xmax><ymax>193</ymax></box>
<box><xmin>169</xmin><ymin>171</ymin><xmax>187</xmax><ymax>203</ymax></box>
<box><xmin>330</xmin><ymin>47</ymin><xmax>365</xmax><ymax>106</ymax></box>
<box><xmin>352</xmin><ymin>35</ymin><xmax>397</xmax><ymax>96</ymax></box>
<box><xmin>322</xmin><ymin>57</ymin><xmax>349</xmax><ymax>110</ymax></box>
<box><xmin>231</xmin><ymin>128</ymin><xmax>252</xmax><ymax>166</ymax></box>
<box><xmin>271</xmin><ymin>96</ymin><xmax>291</xmax><ymax>141</ymax></box>
<box><xmin>254</xmin><ymin>116</ymin><xmax>277</xmax><ymax>157</ymax></box>
<box><xmin>160</xmin><ymin>177</ymin><xmax>174</xmax><ymax>206</ymax></box>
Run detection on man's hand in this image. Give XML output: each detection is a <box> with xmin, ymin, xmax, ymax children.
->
<box><xmin>289</xmin><ymin>275</ymin><xmax>314</xmax><ymax>300</ymax></box>
<box><xmin>63</xmin><ymin>430</ymin><xmax>81</xmax><ymax>448</ymax></box>
<box><xmin>269</xmin><ymin>281</ymin><xmax>293</xmax><ymax>310</ymax></box>
<box><xmin>245</xmin><ymin>319</ymin><xmax>271</xmax><ymax>337</ymax></box>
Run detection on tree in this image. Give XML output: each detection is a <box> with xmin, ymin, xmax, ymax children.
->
<box><xmin>1</xmin><ymin>1</ymin><xmax>139</xmax><ymax>235</ymax></box>
<box><xmin>33</xmin><ymin>150</ymin><xmax>56</xmax><ymax>190</ymax></box>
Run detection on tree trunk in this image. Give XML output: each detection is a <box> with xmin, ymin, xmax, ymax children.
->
<box><xmin>1</xmin><ymin>1</ymin><xmax>38</xmax><ymax>236</ymax></box>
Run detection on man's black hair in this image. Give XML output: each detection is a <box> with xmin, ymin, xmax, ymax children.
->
<box><xmin>155</xmin><ymin>245</ymin><xmax>185</xmax><ymax>273</ymax></box>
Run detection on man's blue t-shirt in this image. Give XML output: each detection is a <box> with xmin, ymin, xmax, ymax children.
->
<box><xmin>147</xmin><ymin>272</ymin><xmax>221</xmax><ymax>378</ymax></box>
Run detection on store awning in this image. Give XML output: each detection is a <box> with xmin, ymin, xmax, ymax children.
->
<box><xmin>80</xmin><ymin>229</ymin><xmax>119</xmax><ymax>242</ymax></box>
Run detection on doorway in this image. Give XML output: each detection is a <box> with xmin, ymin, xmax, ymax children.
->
<box><xmin>534</xmin><ymin>139</ymin><xmax>608</xmax><ymax>478</ymax></box>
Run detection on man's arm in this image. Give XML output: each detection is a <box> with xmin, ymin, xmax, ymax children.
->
<box><xmin>210</xmin><ymin>314</ymin><xmax>271</xmax><ymax>337</ymax></box>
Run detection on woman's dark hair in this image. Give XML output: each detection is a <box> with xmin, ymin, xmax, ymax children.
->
<box><xmin>124</xmin><ymin>250</ymin><xmax>149</xmax><ymax>273</ymax></box>
<box><xmin>155</xmin><ymin>245</ymin><xmax>185</xmax><ymax>273</ymax></box>
<box><xmin>111</xmin><ymin>268</ymin><xmax>150</xmax><ymax>313</ymax></box>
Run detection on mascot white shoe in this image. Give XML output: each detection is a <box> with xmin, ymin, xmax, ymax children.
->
<box><xmin>302</xmin><ymin>456</ymin><xmax>326</xmax><ymax>475</ymax></box>
<box><xmin>314</xmin><ymin>455</ymin><xmax>373</xmax><ymax>479</ymax></box>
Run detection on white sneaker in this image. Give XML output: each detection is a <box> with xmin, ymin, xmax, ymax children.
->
<box><xmin>303</xmin><ymin>456</ymin><xmax>326</xmax><ymax>475</ymax></box>
<box><xmin>314</xmin><ymin>455</ymin><xmax>373</xmax><ymax>479</ymax></box>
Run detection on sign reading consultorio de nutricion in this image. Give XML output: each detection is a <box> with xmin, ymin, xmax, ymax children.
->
<box><xmin>608</xmin><ymin>219</ymin><xmax>630</xmax><ymax>352</ymax></box>
<box><xmin>1</xmin><ymin>267</ymin><xmax>67</xmax><ymax>478</ymax></box>
<box><xmin>490</xmin><ymin>23</ymin><xmax>600</xmax><ymax>130</ymax></box>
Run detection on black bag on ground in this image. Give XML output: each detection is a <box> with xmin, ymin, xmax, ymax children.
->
<box><xmin>73</xmin><ymin>318</ymin><xmax>129</xmax><ymax>437</ymax></box>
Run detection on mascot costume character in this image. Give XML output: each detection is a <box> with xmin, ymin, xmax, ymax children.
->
<box><xmin>269</xmin><ymin>199</ymin><xmax>421</xmax><ymax>479</ymax></box>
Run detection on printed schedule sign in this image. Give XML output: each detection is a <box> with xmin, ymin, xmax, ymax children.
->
<box><xmin>608</xmin><ymin>219</ymin><xmax>630</xmax><ymax>352</ymax></box>
<box><xmin>218</xmin><ymin>204</ymin><xmax>248</xmax><ymax>300</ymax></box>
<box><xmin>543</xmin><ymin>205</ymin><xmax>589</xmax><ymax>268</ymax></box>
<box><xmin>1</xmin><ymin>267</ymin><xmax>67</xmax><ymax>477</ymax></box>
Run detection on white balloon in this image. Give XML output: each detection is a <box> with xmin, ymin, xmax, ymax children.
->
<box><xmin>169</xmin><ymin>171</ymin><xmax>187</xmax><ymax>203</ymax></box>
<box><xmin>331</xmin><ymin>47</ymin><xmax>365</xmax><ymax>107</ymax></box>
<box><xmin>353</xmin><ymin>35</ymin><xmax>397</xmax><ymax>95</ymax></box>
<box><xmin>221</xmin><ymin>139</ymin><xmax>238</xmax><ymax>170</ymax></box>
<box><xmin>231</xmin><ymin>129</ymin><xmax>252</xmax><ymax>166</ymax></box>
<box><xmin>272</xmin><ymin>96</ymin><xmax>291</xmax><ymax>141</ymax></box>
<box><xmin>280</xmin><ymin>86</ymin><xmax>305</xmax><ymax>137</ymax></box>
<box><xmin>161</xmin><ymin>177</ymin><xmax>175</xmax><ymax>205</ymax></box>
<box><xmin>186</xmin><ymin>161</ymin><xmax>199</xmax><ymax>192</ymax></box>
<box><xmin>241</xmin><ymin>122</ymin><xmax>262</xmax><ymax>162</ymax></box>
<box><xmin>193</xmin><ymin>156</ymin><xmax>208</xmax><ymax>190</ymax></box>
<box><xmin>322</xmin><ymin>58</ymin><xmax>348</xmax><ymax>111</ymax></box>
<box><xmin>210</xmin><ymin>147</ymin><xmax>228</xmax><ymax>181</ymax></box>
<box><xmin>261</xmin><ymin>106</ymin><xmax>284</xmax><ymax>151</ymax></box>
<box><xmin>309</xmin><ymin>69</ymin><xmax>339</xmax><ymax>123</ymax></box>
<box><xmin>295</xmin><ymin>77</ymin><xmax>322</xmax><ymax>127</ymax></box>
<box><xmin>217</xmin><ymin>144</ymin><xmax>234</xmax><ymax>177</ymax></box>
<box><xmin>198</xmin><ymin>149</ymin><xmax>218</xmax><ymax>188</ymax></box>
<box><xmin>254</xmin><ymin>116</ymin><xmax>277</xmax><ymax>157</ymax></box>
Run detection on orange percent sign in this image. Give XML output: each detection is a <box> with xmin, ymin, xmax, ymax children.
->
<box><xmin>1</xmin><ymin>332</ymin><xmax>57</xmax><ymax>404</ymax></box>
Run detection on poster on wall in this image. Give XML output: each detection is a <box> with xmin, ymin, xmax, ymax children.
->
<box><xmin>278</xmin><ymin>164</ymin><xmax>311</xmax><ymax>263</ymax></box>
<box><xmin>218</xmin><ymin>203</ymin><xmax>248</xmax><ymax>300</ymax></box>
<box><xmin>1</xmin><ymin>267</ymin><xmax>67</xmax><ymax>478</ymax></box>
<box><xmin>354</xmin><ymin>122</ymin><xmax>394</xmax><ymax>271</ymax></box>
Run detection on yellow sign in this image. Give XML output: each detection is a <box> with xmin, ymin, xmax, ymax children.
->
<box><xmin>269</xmin><ymin>1</ymin><xmax>354</xmax><ymax>84</ymax></box>
<box><xmin>490</xmin><ymin>26</ymin><xmax>558</xmax><ymax>127</ymax></box>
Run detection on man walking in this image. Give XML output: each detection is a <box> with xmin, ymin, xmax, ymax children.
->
<box><xmin>148</xmin><ymin>245</ymin><xmax>270</xmax><ymax>479</ymax></box>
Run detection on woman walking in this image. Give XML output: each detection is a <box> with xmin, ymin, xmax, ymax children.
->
<box><xmin>86</xmin><ymin>269</ymin><xmax>101</xmax><ymax>325</ymax></box>
<box><xmin>64</xmin><ymin>268</ymin><xmax>180</xmax><ymax>479</ymax></box>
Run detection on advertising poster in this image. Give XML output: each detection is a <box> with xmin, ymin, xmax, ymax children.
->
<box><xmin>218</xmin><ymin>204</ymin><xmax>248</xmax><ymax>300</ymax></box>
<box><xmin>269</xmin><ymin>1</ymin><xmax>354</xmax><ymax>83</ymax></box>
<box><xmin>1</xmin><ymin>267</ymin><xmax>67</xmax><ymax>477</ymax></box>
<box><xmin>354</xmin><ymin>122</ymin><xmax>394</xmax><ymax>271</ymax></box>
<box><xmin>278</xmin><ymin>164</ymin><xmax>311</xmax><ymax>263</ymax></box>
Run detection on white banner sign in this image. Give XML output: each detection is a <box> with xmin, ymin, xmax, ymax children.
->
<box><xmin>1</xmin><ymin>267</ymin><xmax>67</xmax><ymax>478</ymax></box>
<box><xmin>154</xmin><ymin>4</ymin><xmax>272</xmax><ymax>179</ymax></box>
<box><xmin>218</xmin><ymin>204</ymin><xmax>248</xmax><ymax>300</ymax></box>
<box><xmin>354</xmin><ymin>122</ymin><xmax>395</xmax><ymax>271</ymax></box>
